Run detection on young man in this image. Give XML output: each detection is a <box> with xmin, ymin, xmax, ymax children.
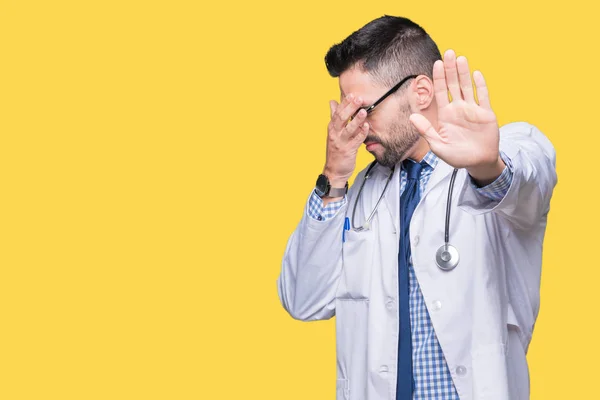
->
<box><xmin>277</xmin><ymin>15</ymin><xmax>557</xmax><ymax>400</ymax></box>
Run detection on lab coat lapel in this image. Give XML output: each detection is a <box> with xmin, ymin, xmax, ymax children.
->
<box><xmin>369</xmin><ymin>157</ymin><xmax>454</xmax><ymax>233</ymax></box>
<box><xmin>381</xmin><ymin>163</ymin><xmax>400</xmax><ymax>234</ymax></box>
<box><xmin>421</xmin><ymin>157</ymin><xmax>455</xmax><ymax>200</ymax></box>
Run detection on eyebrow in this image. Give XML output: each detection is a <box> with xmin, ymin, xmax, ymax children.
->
<box><xmin>339</xmin><ymin>89</ymin><xmax>374</xmax><ymax>105</ymax></box>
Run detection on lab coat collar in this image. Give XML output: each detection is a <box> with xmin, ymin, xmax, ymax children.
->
<box><xmin>371</xmin><ymin>155</ymin><xmax>455</xmax><ymax>229</ymax></box>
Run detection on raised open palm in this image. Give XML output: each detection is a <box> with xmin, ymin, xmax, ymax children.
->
<box><xmin>409</xmin><ymin>50</ymin><xmax>500</xmax><ymax>170</ymax></box>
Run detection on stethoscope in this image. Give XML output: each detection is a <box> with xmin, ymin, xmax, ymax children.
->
<box><xmin>351</xmin><ymin>160</ymin><xmax>460</xmax><ymax>271</ymax></box>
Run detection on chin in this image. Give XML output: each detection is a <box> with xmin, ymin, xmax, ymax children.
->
<box><xmin>374</xmin><ymin>155</ymin><xmax>394</xmax><ymax>169</ymax></box>
<box><xmin>368</xmin><ymin>147</ymin><xmax>383</xmax><ymax>159</ymax></box>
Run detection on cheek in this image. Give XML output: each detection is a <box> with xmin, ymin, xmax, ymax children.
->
<box><xmin>367</xmin><ymin>114</ymin><xmax>384</xmax><ymax>130</ymax></box>
<box><xmin>367</xmin><ymin>117</ymin><xmax>390</xmax><ymax>138</ymax></box>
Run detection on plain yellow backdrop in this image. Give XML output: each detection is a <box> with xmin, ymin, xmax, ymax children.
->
<box><xmin>0</xmin><ymin>0</ymin><xmax>596</xmax><ymax>398</ymax></box>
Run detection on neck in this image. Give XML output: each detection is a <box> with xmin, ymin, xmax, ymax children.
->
<box><xmin>406</xmin><ymin>137</ymin><xmax>431</xmax><ymax>163</ymax></box>
<box><xmin>406</xmin><ymin>109</ymin><xmax>438</xmax><ymax>162</ymax></box>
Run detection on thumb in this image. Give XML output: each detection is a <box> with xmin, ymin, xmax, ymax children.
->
<box><xmin>329</xmin><ymin>100</ymin><xmax>338</xmax><ymax>118</ymax></box>
<box><xmin>409</xmin><ymin>113</ymin><xmax>440</xmax><ymax>143</ymax></box>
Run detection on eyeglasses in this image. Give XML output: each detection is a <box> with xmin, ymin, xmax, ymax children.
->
<box><xmin>350</xmin><ymin>74</ymin><xmax>418</xmax><ymax>121</ymax></box>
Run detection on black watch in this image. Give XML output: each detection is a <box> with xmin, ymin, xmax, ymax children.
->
<box><xmin>315</xmin><ymin>174</ymin><xmax>348</xmax><ymax>198</ymax></box>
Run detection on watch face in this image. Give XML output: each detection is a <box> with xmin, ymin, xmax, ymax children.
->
<box><xmin>315</xmin><ymin>174</ymin><xmax>329</xmax><ymax>196</ymax></box>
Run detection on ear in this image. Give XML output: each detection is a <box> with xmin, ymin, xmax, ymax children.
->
<box><xmin>413</xmin><ymin>75</ymin><xmax>435</xmax><ymax>111</ymax></box>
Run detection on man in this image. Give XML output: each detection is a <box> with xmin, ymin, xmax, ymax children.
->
<box><xmin>277</xmin><ymin>15</ymin><xmax>557</xmax><ymax>400</ymax></box>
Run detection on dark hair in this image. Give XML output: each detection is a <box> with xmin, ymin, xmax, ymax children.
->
<box><xmin>324</xmin><ymin>15</ymin><xmax>441</xmax><ymax>88</ymax></box>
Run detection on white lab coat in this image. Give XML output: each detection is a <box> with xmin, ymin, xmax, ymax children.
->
<box><xmin>277</xmin><ymin>122</ymin><xmax>557</xmax><ymax>400</ymax></box>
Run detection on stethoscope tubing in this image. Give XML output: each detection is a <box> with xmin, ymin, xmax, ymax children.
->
<box><xmin>350</xmin><ymin>160</ymin><xmax>460</xmax><ymax>270</ymax></box>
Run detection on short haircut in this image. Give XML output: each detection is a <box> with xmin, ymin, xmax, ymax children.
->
<box><xmin>324</xmin><ymin>15</ymin><xmax>442</xmax><ymax>88</ymax></box>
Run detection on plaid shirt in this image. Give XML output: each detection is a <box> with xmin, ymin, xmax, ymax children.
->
<box><xmin>308</xmin><ymin>151</ymin><xmax>513</xmax><ymax>399</ymax></box>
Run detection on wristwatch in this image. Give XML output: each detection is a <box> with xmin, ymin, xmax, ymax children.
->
<box><xmin>315</xmin><ymin>174</ymin><xmax>348</xmax><ymax>198</ymax></box>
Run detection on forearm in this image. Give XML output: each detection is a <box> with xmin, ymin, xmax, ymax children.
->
<box><xmin>277</xmin><ymin>194</ymin><xmax>347</xmax><ymax>321</ymax></box>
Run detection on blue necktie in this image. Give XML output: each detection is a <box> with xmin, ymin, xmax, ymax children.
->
<box><xmin>396</xmin><ymin>159</ymin><xmax>424</xmax><ymax>400</ymax></box>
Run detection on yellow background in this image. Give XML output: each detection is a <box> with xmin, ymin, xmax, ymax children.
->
<box><xmin>0</xmin><ymin>0</ymin><xmax>595</xmax><ymax>398</ymax></box>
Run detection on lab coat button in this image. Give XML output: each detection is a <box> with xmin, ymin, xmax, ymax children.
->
<box><xmin>379</xmin><ymin>365</ymin><xmax>389</xmax><ymax>373</ymax></box>
<box><xmin>409</xmin><ymin>255</ymin><xmax>413</xmax><ymax>264</ymax></box>
<box><xmin>413</xmin><ymin>235</ymin><xmax>420</xmax><ymax>245</ymax></box>
<box><xmin>456</xmin><ymin>365</ymin><xmax>467</xmax><ymax>376</ymax></box>
<box><xmin>386</xmin><ymin>298</ymin><xmax>394</xmax><ymax>310</ymax></box>
<box><xmin>431</xmin><ymin>300</ymin><xmax>442</xmax><ymax>311</ymax></box>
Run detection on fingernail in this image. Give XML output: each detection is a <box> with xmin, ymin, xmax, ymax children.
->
<box><xmin>355</xmin><ymin>97</ymin><xmax>362</xmax><ymax>104</ymax></box>
<box><xmin>347</xmin><ymin>94</ymin><xmax>354</xmax><ymax>100</ymax></box>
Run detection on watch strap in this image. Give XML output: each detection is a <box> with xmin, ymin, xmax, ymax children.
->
<box><xmin>326</xmin><ymin>182</ymin><xmax>348</xmax><ymax>198</ymax></box>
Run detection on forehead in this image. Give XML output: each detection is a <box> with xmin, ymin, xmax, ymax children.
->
<box><xmin>339</xmin><ymin>67</ymin><xmax>386</xmax><ymax>102</ymax></box>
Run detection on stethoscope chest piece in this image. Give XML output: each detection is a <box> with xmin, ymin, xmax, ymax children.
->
<box><xmin>435</xmin><ymin>243</ymin><xmax>459</xmax><ymax>271</ymax></box>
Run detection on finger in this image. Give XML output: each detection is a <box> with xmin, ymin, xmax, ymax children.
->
<box><xmin>456</xmin><ymin>56</ymin><xmax>475</xmax><ymax>104</ymax></box>
<box><xmin>351</xmin><ymin>122</ymin><xmax>370</xmax><ymax>147</ymax></box>
<box><xmin>433</xmin><ymin>60</ymin><xmax>449</xmax><ymax>108</ymax></box>
<box><xmin>329</xmin><ymin>100</ymin><xmax>338</xmax><ymax>118</ymax></box>
<box><xmin>338</xmin><ymin>95</ymin><xmax>364</xmax><ymax>126</ymax></box>
<box><xmin>332</xmin><ymin>93</ymin><xmax>357</xmax><ymax>131</ymax></box>
<box><xmin>443</xmin><ymin>49</ymin><xmax>462</xmax><ymax>101</ymax></box>
<box><xmin>343</xmin><ymin>108</ymin><xmax>367</xmax><ymax>141</ymax></box>
<box><xmin>409</xmin><ymin>113</ymin><xmax>441</xmax><ymax>144</ymax></box>
<box><xmin>473</xmin><ymin>70</ymin><xmax>491</xmax><ymax>110</ymax></box>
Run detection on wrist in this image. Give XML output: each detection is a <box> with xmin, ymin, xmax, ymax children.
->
<box><xmin>316</xmin><ymin>168</ymin><xmax>348</xmax><ymax>200</ymax></box>
<box><xmin>322</xmin><ymin>168</ymin><xmax>350</xmax><ymax>189</ymax></box>
<box><xmin>467</xmin><ymin>155</ymin><xmax>505</xmax><ymax>187</ymax></box>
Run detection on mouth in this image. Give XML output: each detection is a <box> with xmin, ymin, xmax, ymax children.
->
<box><xmin>364</xmin><ymin>141</ymin><xmax>380</xmax><ymax>151</ymax></box>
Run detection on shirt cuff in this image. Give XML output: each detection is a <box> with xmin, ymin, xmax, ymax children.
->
<box><xmin>307</xmin><ymin>190</ymin><xmax>347</xmax><ymax>221</ymax></box>
<box><xmin>470</xmin><ymin>151</ymin><xmax>514</xmax><ymax>202</ymax></box>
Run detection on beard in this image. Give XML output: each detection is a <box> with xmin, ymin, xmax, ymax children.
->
<box><xmin>365</xmin><ymin>105</ymin><xmax>420</xmax><ymax>168</ymax></box>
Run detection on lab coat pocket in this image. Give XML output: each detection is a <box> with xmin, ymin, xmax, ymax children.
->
<box><xmin>507</xmin><ymin>303</ymin><xmax>529</xmax><ymax>352</ymax></box>
<box><xmin>336</xmin><ymin>378</ymin><xmax>350</xmax><ymax>400</ymax></box>
<box><xmin>335</xmin><ymin>298</ymin><xmax>368</xmax><ymax>400</ymax></box>
<box><xmin>340</xmin><ymin>229</ymin><xmax>374</xmax><ymax>299</ymax></box>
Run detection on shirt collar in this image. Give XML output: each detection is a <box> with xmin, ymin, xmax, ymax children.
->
<box><xmin>402</xmin><ymin>150</ymin><xmax>439</xmax><ymax>170</ymax></box>
<box><xmin>421</xmin><ymin>150</ymin><xmax>439</xmax><ymax>169</ymax></box>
